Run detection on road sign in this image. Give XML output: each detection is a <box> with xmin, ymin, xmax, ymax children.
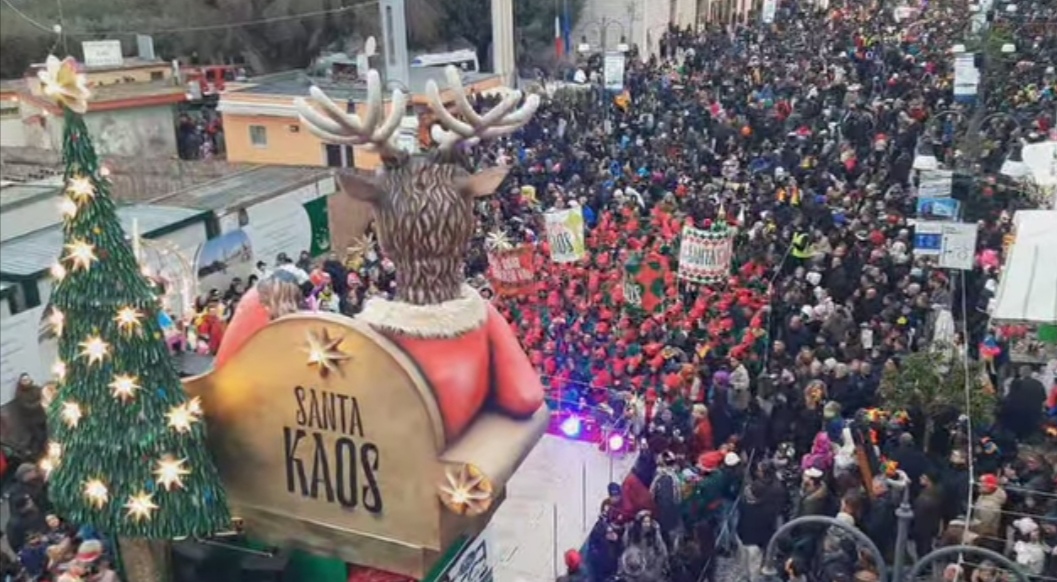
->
<box><xmin>913</xmin><ymin>221</ymin><xmax>943</xmax><ymax>256</ymax></box>
<box><xmin>938</xmin><ymin>222</ymin><xmax>978</xmax><ymax>270</ymax></box>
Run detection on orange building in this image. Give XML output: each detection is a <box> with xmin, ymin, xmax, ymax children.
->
<box><xmin>218</xmin><ymin>68</ymin><xmax>504</xmax><ymax>171</ymax></box>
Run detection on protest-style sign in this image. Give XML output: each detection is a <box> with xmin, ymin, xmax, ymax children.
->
<box><xmin>544</xmin><ymin>208</ymin><xmax>586</xmax><ymax>263</ymax></box>
<box><xmin>488</xmin><ymin>244</ymin><xmax>537</xmax><ymax>296</ymax></box>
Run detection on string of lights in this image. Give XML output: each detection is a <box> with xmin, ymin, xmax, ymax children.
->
<box><xmin>0</xmin><ymin>0</ymin><xmax>376</xmax><ymax>36</ymax></box>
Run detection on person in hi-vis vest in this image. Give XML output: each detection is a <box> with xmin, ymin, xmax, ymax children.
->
<box><xmin>788</xmin><ymin>231</ymin><xmax>814</xmax><ymax>273</ymax></box>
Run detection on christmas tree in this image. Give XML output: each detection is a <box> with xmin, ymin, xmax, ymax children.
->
<box><xmin>39</xmin><ymin>55</ymin><xmax>230</xmax><ymax>542</ymax></box>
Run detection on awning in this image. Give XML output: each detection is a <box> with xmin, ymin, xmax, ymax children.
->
<box><xmin>992</xmin><ymin>209</ymin><xmax>1057</xmax><ymax>323</ymax></box>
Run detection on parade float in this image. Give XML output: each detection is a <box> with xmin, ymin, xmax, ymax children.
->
<box><xmin>36</xmin><ymin>50</ymin><xmax>547</xmax><ymax>581</ymax></box>
<box><xmin>183</xmin><ymin>65</ymin><xmax>549</xmax><ymax>579</ymax></box>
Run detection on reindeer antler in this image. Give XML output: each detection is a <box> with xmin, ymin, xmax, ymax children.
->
<box><xmin>294</xmin><ymin>69</ymin><xmax>408</xmax><ymax>159</ymax></box>
<box><xmin>426</xmin><ymin>66</ymin><xmax>540</xmax><ymax>151</ymax></box>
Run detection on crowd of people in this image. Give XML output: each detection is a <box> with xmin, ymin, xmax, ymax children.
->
<box><xmin>522</xmin><ymin>0</ymin><xmax>1056</xmax><ymax>579</ymax></box>
<box><xmin>3</xmin><ymin>0</ymin><xmax>1055</xmax><ymax>579</ymax></box>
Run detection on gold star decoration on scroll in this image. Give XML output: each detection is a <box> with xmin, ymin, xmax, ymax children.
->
<box><xmin>346</xmin><ymin>233</ymin><xmax>375</xmax><ymax>260</ymax></box>
<box><xmin>302</xmin><ymin>329</ymin><xmax>351</xmax><ymax>378</ymax></box>
<box><xmin>484</xmin><ymin>230</ymin><xmax>513</xmax><ymax>252</ymax></box>
<box><xmin>437</xmin><ymin>463</ymin><xmax>494</xmax><ymax>517</ymax></box>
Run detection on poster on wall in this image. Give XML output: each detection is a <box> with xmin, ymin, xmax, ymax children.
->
<box><xmin>242</xmin><ymin>182</ymin><xmax>333</xmax><ymax>265</ymax></box>
<box><xmin>544</xmin><ymin>208</ymin><xmax>585</xmax><ymax>263</ymax></box>
<box><xmin>677</xmin><ymin>226</ymin><xmax>734</xmax><ymax>284</ymax></box>
<box><xmin>0</xmin><ymin>305</ymin><xmax>47</xmax><ymax>404</ymax></box>
<box><xmin>193</xmin><ymin>230</ymin><xmax>256</xmax><ymax>296</ymax></box>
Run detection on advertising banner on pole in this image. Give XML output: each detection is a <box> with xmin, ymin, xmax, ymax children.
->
<box><xmin>544</xmin><ymin>207</ymin><xmax>586</xmax><ymax>263</ymax></box>
<box><xmin>953</xmin><ymin>54</ymin><xmax>979</xmax><ymax>100</ymax></box>
<box><xmin>762</xmin><ymin>0</ymin><xmax>778</xmax><ymax>23</ymax></box>
<box><xmin>677</xmin><ymin>226</ymin><xmax>734</xmax><ymax>284</ymax></box>
<box><xmin>603</xmin><ymin>52</ymin><xmax>625</xmax><ymax>91</ymax></box>
<box><xmin>918</xmin><ymin>169</ymin><xmax>953</xmax><ymax>197</ymax></box>
<box><xmin>913</xmin><ymin>221</ymin><xmax>978</xmax><ymax>270</ymax></box>
<box><xmin>916</xmin><ymin>197</ymin><xmax>961</xmax><ymax>220</ymax></box>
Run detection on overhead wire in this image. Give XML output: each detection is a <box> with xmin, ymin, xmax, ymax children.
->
<box><xmin>0</xmin><ymin>0</ymin><xmax>376</xmax><ymax>36</ymax></box>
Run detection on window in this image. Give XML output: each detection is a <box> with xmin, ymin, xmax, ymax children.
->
<box><xmin>324</xmin><ymin>144</ymin><xmax>355</xmax><ymax>168</ymax></box>
<box><xmin>249</xmin><ymin>125</ymin><xmax>268</xmax><ymax>148</ymax></box>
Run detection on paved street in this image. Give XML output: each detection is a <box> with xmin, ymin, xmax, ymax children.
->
<box><xmin>489</xmin><ymin>435</ymin><xmax>636</xmax><ymax>582</ymax></box>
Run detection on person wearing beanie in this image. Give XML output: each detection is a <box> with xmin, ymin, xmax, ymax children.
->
<box><xmin>971</xmin><ymin>474</ymin><xmax>1007</xmax><ymax>543</ymax></box>
<box><xmin>556</xmin><ymin>549</ymin><xmax>587</xmax><ymax>581</ymax></box>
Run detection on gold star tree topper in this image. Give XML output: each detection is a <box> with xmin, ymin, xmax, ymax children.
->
<box><xmin>38</xmin><ymin>55</ymin><xmax>91</xmax><ymax>114</ymax></box>
<box><xmin>303</xmin><ymin>329</ymin><xmax>351</xmax><ymax>377</ymax></box>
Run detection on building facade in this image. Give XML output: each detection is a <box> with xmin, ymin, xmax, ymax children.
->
<box><xmin>218</xmin><ymin>69</ymin><xmax>504</xmax><ymax>171</ymax></box>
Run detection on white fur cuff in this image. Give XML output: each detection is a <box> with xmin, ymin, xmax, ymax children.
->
<box><xmin>357</xmin><ymin>285</ymin><xmax>488</xmax><ymax>338</ymax></box>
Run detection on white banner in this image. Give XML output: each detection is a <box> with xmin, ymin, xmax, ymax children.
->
<box><xmin>544</xmin><ymin>208</ymin><xmax>586</xmax><ymax>263</ymax></box>
<box><xmin>762</xmin><ymin>0</ymin><xmax>778</xmax><ymax>23</ymax></box>
<box><xmin>918</xmin><ymin>169</ymin><xmax>953</xmax><ymax>198</ymax></box>
<box><xmin>603</xmin><ymin>52</ymin><xmax>625</xmax><ymax>91</ymax></box>
<box><xmin>939</xmin><ymin>222</ymin><xmax>978</xmax><ymax>270</ymax></box>
<box><xmin>954</xmin><ymin>54</ymin><xmax>979</xmax><ymax>98</ymax></box>
<box><xmin>677</xmin><ymin>226</ymin><xmax>734</xmax><ymax>284</ymax></box>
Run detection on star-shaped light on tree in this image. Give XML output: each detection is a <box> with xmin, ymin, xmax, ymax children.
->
<box><xmin>58</xmin><ymin>196</ymin><xmax>78</xmax><ymax>220</ymax></box>
<box><xmin>47</xmin><ymin>308</ymin><xmax>64</xmax><ymax>337</ymax></box>
<box><xmin>79</xmin><ymin>335</ymin><xmax>110</xmax><ymax>365</ymax></box>
<box><xmin>66</xmin><ymin>175</ymin><xmax>96</xmax><ymax>204</ymax></box>
<box><xmin>83</xmin><ymin>478</ymin><xmax>109</xmax><ymax>509</ymax></box>
<box><xmin>61</xmin><ymin>401</ymin><xmax>83</xmax><ymax>428</ymax></box>
<box><xmin>51</xmin><ymin>360</ymin><xmax>66</xmax><ymax>381</ymax></box>
<box><xmin>166</xmin><ymin>402</ymin><xmax>200</xmax><ymax>434</ymax></box>
<box><xmin>153</xmin><ymin>455</ymin><xmax>191</xmax><ymax>491</ymax></box>
<box><xmin>437</xmin><ymin>463</ymin><xmax>494</xmax><ymax>516</ymax></box>
<box><xmin>50</xmin><ymin>262</ymin><xmax>67</xmax><ymax>282</ymax></box>
<box><xmin>63</xmin><ymin>239</ymin><xmax>97</xmax><ymax>272</ymax></box>
<box><xmin>108</xmin><ymin>374</ymin><xmax>140</xmax><ymax>402</ymax></box>
<box><xmin>302</xmin><ymin>329</ymin><xmax>351</xmax><ymax>377</ymax></box>
<box><xmin>124</xmin><ymin>491</ymin><xmax>159</xmax><ymax>522</ymax></box>
<box><xmin>186</xmin><ymin>396</ymin><xmax>203</xmax><ymax>417</ymax></box>
<box><xmin>114</xmin><ymin>307</ymin><xmax>143</xmax><ymax>333</ymax></box>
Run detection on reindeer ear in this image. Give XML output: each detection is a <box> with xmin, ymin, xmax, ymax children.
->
<box><xmin>455</xmin><ymin>166</ymin><xmax>510</xmax><ymax>198</ymax></box>
<box><xmin>336</xmin><ymin>170</ymin><xmax>386</xmax><ymax>203</ymax></box>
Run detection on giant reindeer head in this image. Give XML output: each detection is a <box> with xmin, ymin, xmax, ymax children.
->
<box><xmin>294</xmin><ymin>67</ymin><xmax>539</xmax><ymax>306</ymax></box>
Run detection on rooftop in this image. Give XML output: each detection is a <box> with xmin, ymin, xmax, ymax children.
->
<box><xmin>0</xmin><ymin>175</ymin><xmax>64</xmax><ymax>212</ymax></box>
<box><xmin>154</xmin><ymin>165</ymin><xmax>331</xmax><ymax>212</ymax></box>
<box><xmin>88</xmin><ymin>80</ymin><xmax>186</xmax><ymax>103</ymax></box>
<box><xmin>235</xmin><ymin>67</ymin><xmax>500</xmax><ymax>101</ymax></box>
<box><xmin>0</xmin><ymin>204</ymin><xmax>207</xmax><ymax>278</ymax></box>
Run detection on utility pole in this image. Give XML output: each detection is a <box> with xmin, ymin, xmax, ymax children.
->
<box><xmin>378</xmin><ymin>0</ymin><xmax>410</xmax><ymax>88</ymax></box>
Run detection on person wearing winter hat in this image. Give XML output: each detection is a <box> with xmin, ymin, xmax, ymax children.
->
<box><xmin>74</xmin><ymin>539</ymin><xmax>103</xmax><ymax>564</ymax></box>
<box><xmin>556</xmin><ymin>549</ymin><xmax>587</xmax><ymax>581</ymax></box>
